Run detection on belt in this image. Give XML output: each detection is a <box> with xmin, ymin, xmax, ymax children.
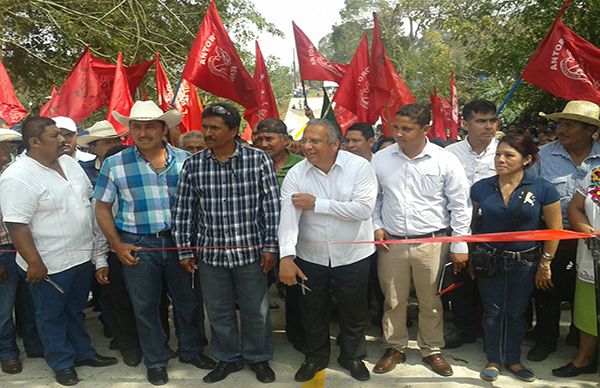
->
<box><xmin>480</xmin><ymin>243</ymin><xmax>539</xmax><ymax>262</ymax></box>
<box><xmin>389</xmin><ymin>229</ymin><xmax>448</xmax><ymax>240</ymax></box>
<box><xmin>153</xmin><ymin>230</ymin><xmax>172</xmax><ymax>239</ymax></box>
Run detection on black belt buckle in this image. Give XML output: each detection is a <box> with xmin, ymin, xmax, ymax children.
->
<box><xmin>154</xmin><ymin>230</ymin><xmax>171</xmax><ymax>239</ymax></box>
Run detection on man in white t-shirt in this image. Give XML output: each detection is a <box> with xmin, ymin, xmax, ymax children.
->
<box><xmin>0</xmin><ymin>117</ymin><xmax>117</xmax><ymax>386</ymax></box>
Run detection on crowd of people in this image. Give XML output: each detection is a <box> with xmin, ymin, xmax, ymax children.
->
<box><xmin>0</xmin><ymin>97</ymin><xmax>598</xmax><ymax>386</ymax></box>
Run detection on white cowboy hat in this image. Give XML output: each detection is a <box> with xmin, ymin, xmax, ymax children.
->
<box><xmin>112</xmin><ymin>100</ymin><xmax>182</xmax><ymax>129</ymax></box>
<box><xmin>52</xmin><ymin>116</ymin><xmax>78</xmax><ymax>133</ymax></box>
<box><xmin>77</xmin><ymin>120</ymin><xmax>123</xmax><ymax>147</ymax></box>
<box><xmin>539</xmin><ymin>100</ymin><xmax>600</xmax><ymax>128</ymax></box>
<box><xmin>0</xmin><ymin>128</ymin><xmax>22</xmax><ymax>142</ymax></box>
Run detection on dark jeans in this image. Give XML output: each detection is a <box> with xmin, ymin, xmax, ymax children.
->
<box><xmin>448</xmin><ymin>274</ymin><xmax>478</xmax><ymax>335</ymax></box>
<box><xmin>120</xmin><ymin>231</ymin><xmax>204</xmax><ymax>369</ymax></box>
<box><xmin>296</xmin><ymin>257</ymin><xmax>369</xmax><ymax>366</ymax></box>
<box><xmin>21</xmin><ymin>261</ymin><xmax>96</xmax><ymax>372</ymax></box>
<box><xmin>478</xmin><ymin>256</ymin><xmax>537</xmax><ymax>365</ymax></box>
<box><xmin>14</xmin><ymin>274</ymin><xmax>44</xmax><ymax>356</ymax></box>
<box><xmin>367</xmin><ymin>252</ymin><xmax>384</xmax><ymax>327</ymax></box>
<box><xmin>199</xmin><ymin>260</ymin><xmax>272</xmax><ymax>363</ymax></box>
<box><xmin>0</xmin><ymin>246</ymin><xmax>21</xmax><ymax>361</ymax></box>
<box><xmin>532</xmin><ymin>239</ymin><xmax>577</xmax><ymax>347</ymax></box>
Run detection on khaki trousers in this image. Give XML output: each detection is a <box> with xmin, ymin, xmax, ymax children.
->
<box><xmin>378</xmin><ymin>242</ymin><xmax>448</xmax><ymax>357</ymax></box>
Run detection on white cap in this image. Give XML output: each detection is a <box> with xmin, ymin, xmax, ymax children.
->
<box><xmin>52</xmin><ymin>116</ymin><xmax>77</xmax><ymax>133</ymax></box>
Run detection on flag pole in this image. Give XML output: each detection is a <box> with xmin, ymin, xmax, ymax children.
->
<box><xmin>301</xmin><ymin>79</ymin><xmax>309</xmax><ymax>108</ymax></box>
<box><xmin>170</xmin><ymin>77</ymin><xmax>183</xmax><ymax>109</ymax></box>
<box><xmin>496</xmin><ymin>77</ymin><xmax>522</xmax><ymax>116</ymax></box>
<box><xmin>322</xmin><ymin>87</ymin><xmax>333</xmax><ymax>117</ymax></box>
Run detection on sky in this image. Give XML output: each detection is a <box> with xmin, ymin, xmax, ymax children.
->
<box><xmin>246</xmin><ymin>0</ymin><xmax>346</xmax><ymax>66</ymax></box>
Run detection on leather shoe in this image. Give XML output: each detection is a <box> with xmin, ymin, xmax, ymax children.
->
<box><xmin>1</xmin><ymin>359</ymin><xmax>23</xmax><ymax>374</ymax></box>
<box><xmin>338</xmin><ymin>359</ymin><xmax>370</xmax><ymax>381</ymax></box>
<box><xmin>55</xmin><ymin>367</ymin><xmax>79</xmax><ymax>386</ymax></box>
<box><xmin>294</xmin><ymin>362</ymin><xmax>325</xmax><ymax>382</ymax></box>
<box><xmin>423</xmin><ymin>354</ymin><xmax>453</xmax><ymax>376</ymax></box>
<box><xmin>527</xmin><ymin>344</ymin><xmax>556</xmax><ymax>362</ymax></box>
<box><xmin>249</xmin><ymin>361</ymin><xmax>276</xmax><ymax>383</ymax></box>
<box><xmin>121</xmin><ymin>349</ymin><xmax>142</xmax><ymax>367</ymax></box>
<box><xmin>74</xmin><ymin>353</ymin><xmax>118</xmax><ymax>367</ymax></box>
<box><xmin>203</xmin><ymin>361</ymin><xmax>244</xmax><ymax>383</ymax></box>
<box><xmin>147</xmin><ymin>367</ymin><xmax>168</xmax><ymax>385</ymax></box>
<box><xmin>552</xmin><ymin>362</ymin><xmax>598</xmax><ymax>377</ymax></box>
<box><xmin>180</xmin><ymin>354</ymin><xmax>216</xmax><ymax>370</ymax></box>
<box><xmin>373</xmin><ymin>348</ymin><xmax>406</xmax><ymax>374</ymax></box>
<box><xmin>443</xmin><ymin>331</ymin><xmax>476</xmax><ymax>349</ymax></box>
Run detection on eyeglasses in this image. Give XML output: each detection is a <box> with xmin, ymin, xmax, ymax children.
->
<box><xmin>207</xmin><ymin>105</ymin><xmax>231</xmax><ymax>116</ymax></box>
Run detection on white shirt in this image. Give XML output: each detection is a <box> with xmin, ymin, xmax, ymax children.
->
<box><xmin>372</xmin><ymin>141</ymin><xmax>472</xmax><ymax>253</ymax></box>
<box><xmin>0</xmin><ymin>155</ymin><xmax>94</xmax><ymax>274</ymax></box>
<box><xmin>279</xmin><ymin>150</ymin><xmax>377</xmax><ymax>267</ymax></box>
<box><xmin>446</xmin><ymin>137</ymin><xmax>498</xmax><ymax>185</ymax></box>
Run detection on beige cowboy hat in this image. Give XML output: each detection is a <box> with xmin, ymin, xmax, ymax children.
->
<box><xmin>539</xmin><ymin>100</ymin><xmax>600</xmax><ymax>128</ymax></box>
<box><xmin>77</xmin><ymin>120</ymin><xmax>123</xmax><ymax>147</ymax></box>
<box><xmin>112</xmin><ymin>100</ymin><xmax>182</xmax><ymax>129</ymax></box>
<box><xmin>0</xmin><ymin>128</ymin><xmax>22</xmax><ymax>142</ymax></box>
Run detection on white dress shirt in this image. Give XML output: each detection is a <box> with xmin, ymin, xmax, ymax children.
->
<box><xmin>445</xmin><ymin>137</ymin><xmax>498</xmax><ymax>185</ymax></box>
<box><xmin>372</xmin><ymin>141</ymin><xmax>472</xmax><ymax>253</ymax></box>
<box><xmin>279</xmin><ymin>150</ymin><xmax>377</xmax><ymax>267</ymax></box>
<box><xmin>0</xmin><ymin>155</ymin><xmax>94</xmax><ymax>274</ymax></box>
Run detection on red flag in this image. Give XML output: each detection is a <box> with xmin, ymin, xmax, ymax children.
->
<box><xmin>182</xmin><ymin>0</ymin><xmax>257</xmax><ymax>109</ymax></box>
<box><xmin>333</xmin><ymin>34</ymin><xmax>370</xmax><ymax>133</ymax></box>
<box><xmin>449</xmin><ymin>71</ymin><xmax>459</xmax><ymax>140</ymax></box>
<box><xmin>292</xmin><ymin>21</ymin><xmax>348</xmax><ymax>83</ymax></box>
<box><xmin>91</xmin><ymin>55</ymin><xmax>153</xmax><ymax>105</ymax></box>
<box><xmin>522</xmin><ymin>15</ymin><xmax>600</xmax><ymax>104</ymax></box>
<box><xmin>0</xmin><ymin>60</ymin><xmax>28</xmax><ymax>125</ymax></box>
<box><xmin>106</xmin><ymin>52</ymin><xmax>133</xmax><ymax>137</ymax></box>
<box><xmin>240</xmin><ymin>123</ymin><xmax>253</xmax><ymax>142</ymax></box>
<box><xmin>155</xmin><ymin>52</ymin><xmax>173</xmax><ymax>112</ymax></box>
<box><xmin>368</xmin><ymin>13</ymin><xmax>414</xmax><ymax>134</ymax></box>
<box><xmin>40</xmin><ymin>47</ymin><xmax>102</xmax><ymax>122</ymax></box>
<box><xmin>244</xmin><ymin>41</ymin><xmax>279</xmax><ymax>129</ymax></box>
<box><xmin>50</xmin><ymin>84</ymin><xmax>57</xmax><ymax>99</ymax></box>
<box><xmin>430</xmin><ymin>87</ymin><xmax>456</xmax><ymax>141</ymax></box>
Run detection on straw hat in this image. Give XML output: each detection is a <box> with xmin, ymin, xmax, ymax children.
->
<box><xmin>112</xmin><ymin>101</ymin><xmax>182</xmax><ymax>129</ymax></box>
<box><xmin>0</xmin><ymin>128</ymin><xmax>22</xmax><ymax>142</ymax></box>
<box><xmin>77</xmin><ymin>120</ymin><xmax>122</xmax><ymax>147</ymax></box>
<box><xmin>539</xmin><ymin>100</ymin><xmax>600</xmax><ymax>128</ymax></box>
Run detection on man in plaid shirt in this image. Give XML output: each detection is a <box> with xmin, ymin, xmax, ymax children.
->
<box><xmin>173</xmin><ymin>102</ymin><xmax>280</xmax><ymax>384</ymax></box>
<box><xmin>94</xmin><ymin>101</ymin><xmax>214</xmax><ymax>386</ymax></box>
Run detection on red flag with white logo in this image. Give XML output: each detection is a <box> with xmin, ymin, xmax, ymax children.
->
<box><xmin>40</xmin><ymin>47</ymin><xmax>103</xmax><ymax>122</ymax></box>
<box><xmin>244</xmin><ymin>41</ymin><xmax>279</xmax><ymax>129</ymax></box>
<box><xmin>332</xmin><ymin>34</ymin><xmax>370</xmax><ymax>133</ymax></box>
<box><xmin>106</xmin><ymin>52</ymin><xmax>133</xmax><ymax>136</ymax></box>
<box><xmin>522</xmin><ymin>4</ymin><xmax>600</xmax><ymax>104</ymax></box>
<box><xmin>292</xmin><ymin>21</ymin><xmax>348</xmax><ymax>83</ymax></box>
<box><xmin>369</xmin><ymin>12</ymin><xmax>414</xmax><ymax>134</ymax></box>
<box><xmin>182</xmin><ymin>0</ymin><xmax>257</xmax><ymax>109</ymax></box>
<box><xmin>155</xmin><ymin>52</ymin><xmax>174</xmax><ymax>112</ymax></box>
<box><xmin>0</xmin><ymin>60</ymin><xmax>28</xmax><ymax>125</ymax></box>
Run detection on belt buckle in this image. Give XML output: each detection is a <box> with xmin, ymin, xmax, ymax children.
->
<box><xmin>154</xmin><ymin>231</ymin><xmax>162</xmax><ymax>239</ymax></box>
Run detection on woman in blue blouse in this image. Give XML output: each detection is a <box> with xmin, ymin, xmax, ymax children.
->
<box><xmin>470</xmin><ymin>134</ymin><xmax>562</xmax><ymax>382</ymax></box>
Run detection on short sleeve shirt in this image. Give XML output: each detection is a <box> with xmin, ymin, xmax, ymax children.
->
<box><xmin>471</xmin><ymin>173</ymin><xmax>561</xmax><ymax>251</ymax></box>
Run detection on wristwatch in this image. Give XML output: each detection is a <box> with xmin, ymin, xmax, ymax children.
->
<box><xmin>541</xmin><ymin>252</ymin><xmax>554</xmax><ymax>261</ymax></box>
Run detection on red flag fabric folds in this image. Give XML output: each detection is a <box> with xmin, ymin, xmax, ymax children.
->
<box><xmin>522</xmin><ymin>19</ymin><xmax>600</xmax><ymax>105</ymax></box>
<box><xmin>244</xmin><ymin>41</ymin><xmax>279</xmax><ymax>129</ymax></box>
<box><xmin>430</xmin><ymin>87</ymin><xmax>456</xmax><ymax>141</ymax></box>
<box><xmin>333</xmin><ymin>34</ymin><xmax>370</xmax><ymax>133</ymax></box>
<box><xmin>106</xmin><ymin>52</ymin><xmax>133</xmax><ymax>137</ymax></box>
<box><xmin>182</xmin><ymin>0</ymin><xmax>257</xmax><ymax>109</ymax></box>
<box><xmin>293</xmin><ymin>21</ymin><xmax>348</xmax><ymax>83</ymax></box>
<box><xmin>40</xmin><ymin>47</ymin><xmax>102</xmax><ymax>122</ymax></box>
<box><xmin>91</xmin><ymin>55</ymin><xmax>153</xmax><ymax>105</ymax></box>
<box><xmin>368</xmin><ymin>12</ymin><xmax>415</xmax><ymax>130</ymax></box>
<box><xmin>0</xmin><ymin>60</ymin><xmax>28</xmax><ymax>125</ymax></box>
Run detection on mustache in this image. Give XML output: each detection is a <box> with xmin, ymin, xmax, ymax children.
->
<box><xmin>204</xmin><ymin>136</ymin><xmax>216</xmax><ymax>142</ymax></box>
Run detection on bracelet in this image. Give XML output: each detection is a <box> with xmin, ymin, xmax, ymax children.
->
<box><xmin>541</xmin><ymin>252</ymin><xmax>554</xmax><ymax>261</ymax></box>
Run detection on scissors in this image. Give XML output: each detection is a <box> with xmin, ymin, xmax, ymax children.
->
<box><xmin>296</xmin><ymin>278</ymin><xmax>311</xmax><ymax>295</ymax></box>
<box><xmin>44</xmin><ymin>276</ymin><xmax>65</xmax><ymax>294</ymax></box>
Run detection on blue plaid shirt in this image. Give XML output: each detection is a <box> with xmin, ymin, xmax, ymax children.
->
<box><xmin>532</xmin><ymin>140</ymin><xmax>600</xmax><ymax>227</ymax></box>
<box><xmin>93</xmin><ymin>143</ymin><xmax>190</xmax><ymax>234</ymax></box>
<box><xmin>172</xmin><ymin>143</ymin><xmax>280</xmax><ymax>267</ymax></box>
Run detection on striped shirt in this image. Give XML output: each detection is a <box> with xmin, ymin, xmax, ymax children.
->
<box><xmin>93</xmin><ymin>143</ymin><xmax>190</xmax><ymax>234</ymax></box>
<box><xmin>172</xmin><ymin>143</ymin><xmax>280</xmax><ymax>268</ymax></box>
<box><xmin>532</xmin><ymin>140</ymin><xmax>600</xmax><ymax>227</ymax></box>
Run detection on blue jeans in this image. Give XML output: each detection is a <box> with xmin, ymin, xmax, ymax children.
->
<box><xmin>14</xmin><ymin>274</ymin><xmax>44</xmax><ymax>356</ymax></box>
<box><xmin>120</xmin><ymin>232</ymin><xmax>203</xmax><ymax>369</ymax></box>
<box><xmin>21</xmin><ymin>261</ymin><xmax>96</xmax><ymax>372</ymax></box>
<box><xmin>199</xmin><ymin>260</ymin><xmax>272</xmax><ymax>363</ymax></box>
<box><xmin>478</xmin><ymin>256</ymin><xmax>537</xmax><ymax>365</ymax></box>
<box><xmin>0</xmin><ymin>245</ymin><xmax>20</xmax><ymax>361</ymax></box>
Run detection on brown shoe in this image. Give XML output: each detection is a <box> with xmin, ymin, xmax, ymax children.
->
<box><xmin>423</xmin><ymin>354</ymin><xmax>453</xmax><ymax>376</ymax></box>
<box><xmin>373</xmin><ymin>348</ymin><xmax>406</xmax><ymax>374</ymax></box>
<box><xmin>1</xmin><ymin>359</ymin><xmax>23</xmax><ymax>374</ymax></box>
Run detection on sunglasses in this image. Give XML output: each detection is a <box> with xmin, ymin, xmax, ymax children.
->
<box><xmin>207</xmin><ymin>105</ymin><xmax>231</xmax><ymax>116</ymax></box>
